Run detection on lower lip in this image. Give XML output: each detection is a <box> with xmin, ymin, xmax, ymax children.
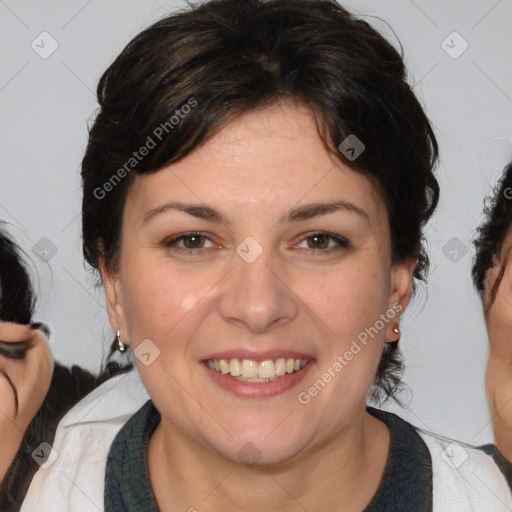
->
<box><xmin>202</xmin><ymin>361</ymin><xmax>315</xmax><ymax>398</ymax></box>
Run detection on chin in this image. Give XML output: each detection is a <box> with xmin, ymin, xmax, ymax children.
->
<box><xmin>202</xmin><ymin>421</ymin><xmax>311</xmax><ymax>468</ymax></box>
<box><xmin>219</xmin><ymin>439</ymin><xmax>305</xmax><ymax>468</ymax></box>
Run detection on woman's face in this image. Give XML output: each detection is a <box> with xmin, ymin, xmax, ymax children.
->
<box><xmin>103</xmin><ymin>101</ymin><xmax>413</xmax><ymax>465</ymax></box>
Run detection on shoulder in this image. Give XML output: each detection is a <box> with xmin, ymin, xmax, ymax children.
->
<box><xmin>369</xmin><ymin>407</ymin><xmax>512</xmax><ymax>511</ymax></box>
<box><xmin>20</xmin><ymin>369</ymin><xmax>149</xmax><ymax>512</ymax></box>
<box><xmin>416</xmin><ymin>424</ymin><xmax>512</xmax><ymax>510</ymax></box>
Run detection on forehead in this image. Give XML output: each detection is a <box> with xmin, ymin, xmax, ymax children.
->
<box><xmin>126</xmin><ymin>101</ymin><xmax>387</xmax><ymax>228</ymax></box>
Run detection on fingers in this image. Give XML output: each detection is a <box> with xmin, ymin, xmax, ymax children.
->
<box><xmin>0</xmin><ymin>367</ymin><xmax>19</xmax><ymax>416</ymax></box>
<box><xmin>0</xmin><ymin>321</ymin><xmax>46</xmax><ymax>361</ymax></box>
<box><xmin>23</xmin><ymin>328</ymin><xmax>54</xmax><ymax>383</ymax></box>
<box><xmin>0</xmin><ymin>321</ymin><xmax>33</xmax><ymax>361</ymax></box>
<box><xmin>0</xmin><ymin>321</ymin><xmax>32</xmax><ymax>344</ymax></box>
<box><xmin>0</xmin><ymin>325</ymin><xmax>50</xmax><ymax>483</ymax></box>
<box><xmin>0</xmin><ymin>322</ymin><xmax>53</xmax><ymax>370</ymax></box>
<box><xmin>0</xmin><ymin>323</ymin><xmax>54</xmax><ymax>427</ymax></box>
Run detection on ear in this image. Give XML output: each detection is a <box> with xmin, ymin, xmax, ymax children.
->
<box><xmin>384</xmin><ymin>258</ymin><xmax>416</xmax><ymax>342</ymax></box>
<box><xmin>99</xmin><ymin>256</ymin><xmax>129</xmax><ymax>345</ymax></box>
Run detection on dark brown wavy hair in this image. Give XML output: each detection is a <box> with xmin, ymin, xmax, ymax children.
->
<box><xmin>473</xmin><ymin>162</ymin><xmax>512</xmax><ymax>310</ymax></box>
<box><xmin>80</xmin><ymin>0</ymin><xmax>439</xmax><ymax>403</ymax></box>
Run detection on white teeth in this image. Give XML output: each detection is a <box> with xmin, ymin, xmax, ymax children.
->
<box><xmin>229</xmin><ymin>358</ymin><xmax>242</xmax><ymax>376</ymax></box>
<box><xmin>258</xmin><ymin>360</ymin><xmax>275</xmax><ymax>379</ymax></box>
<box><xmin>219</xmin><ymin>359</ymin><xmax>230</xmax><ymax>374</ymax></box>
<box><xmin>206</xmin><ymin>357</ymin><xmax>310</xmax><ymax>380</ymax></box>
<box><xmin>241</xmin><ymin>359</ymin><xmax>258</xmax><ymax>378</ymax></box>
<box><xmin>275</xmin><ymin>358</ymin><xmax>286</xmax><ymax>376</ymax></box>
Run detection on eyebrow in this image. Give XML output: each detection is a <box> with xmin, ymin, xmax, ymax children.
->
<box><xmin>142</xmin><ymin>200</ymin><xmax>369</xmax><ymax>226</ymax></box>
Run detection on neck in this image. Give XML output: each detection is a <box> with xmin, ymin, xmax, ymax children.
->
<box><xmin>148</xmin><ymin>409</ymin><xmax>389</xmax><ymax>512</ymax></box>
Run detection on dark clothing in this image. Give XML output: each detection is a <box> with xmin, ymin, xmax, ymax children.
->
<box><xmin>104</xmin><ymin>401</ymin><xmax>435</xmax><ymax>511</ymax></box>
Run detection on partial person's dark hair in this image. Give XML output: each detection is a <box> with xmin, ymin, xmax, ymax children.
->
<box><xmin>0</xmin><ymin>225</ymin><xmax>35</xmax><ymax>325</ymax></box>
<box><xmin>0</xmin><ymin>225</ymin><xmax>131</xmax><ymax>511</ymax></box>
<box><xmin>473</xmin><ymin>162</ymin><xmax>512</xmax><ymax>310</ymax></box>
<box><xmin>81</xmin><ymin>0</ymin><xmax>439</xmax><ymax>403</ymax></box>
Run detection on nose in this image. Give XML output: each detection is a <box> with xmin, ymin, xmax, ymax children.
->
<box><xmin>218</xmin><ymin>247</ymin><xmax>298</xmax><ymax>334</ymax></box>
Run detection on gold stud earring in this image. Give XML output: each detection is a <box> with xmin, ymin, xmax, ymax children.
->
<box><xmin>392</xmin><ymin>322</ymin><xmax>401</xmax><ymax>342</ymax></box>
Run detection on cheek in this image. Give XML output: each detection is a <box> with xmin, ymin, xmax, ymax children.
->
<box><xmin>301</xmin><ymin>264</ymin><xmax>389</xmax><ymax>342</ymax></box>
<box><xmin>120</xmin><ymin>260</ymin><xmax>215</xmax><ymax>343</ymax></box>
<box><xmin>486</xmin><ymin>268</ymin><xmax>512</xmax><ymax>332</ymax></box>
<box><xmin>488</xmin><ymin>295</ymin><xmax>512</xmax><ymax>334</ymax></box>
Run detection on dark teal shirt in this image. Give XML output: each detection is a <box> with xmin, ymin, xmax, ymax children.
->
<box><xmin>104</xmin><ymin>400</ymin><xmax>439</xmax><ymax>511</ymax></box>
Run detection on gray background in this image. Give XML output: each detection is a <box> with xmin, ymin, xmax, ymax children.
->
<box><xmin>1</xmin><ymin>0</ymin><xmax>511</xmax><ymax>445</ymax></box>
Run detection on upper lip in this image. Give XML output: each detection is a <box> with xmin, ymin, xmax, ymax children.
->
<box><xmin>202</xmin><ymin>349</ymin><xmax>315</xmax><ymax>363</ymax></box>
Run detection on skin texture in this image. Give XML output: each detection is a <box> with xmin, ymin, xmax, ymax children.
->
<box><xmin>484</xmin><ymin>227</ymin><xmax>512</xmax><ymax>462</ymax></box>
<box><xmin>102</xmin><ymin>100</ymin><xmax>414</xmax><ymax>511</ymax></box>
<box><xmin>0</xmin><ymin>322</ymin><xmax>53</xmax><ymax>481</ymax></box>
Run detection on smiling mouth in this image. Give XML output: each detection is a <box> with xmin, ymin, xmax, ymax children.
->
<box><xmin>205</xmin><ymin>357</ymin><xmax>310</xmax><ymax>382</ymax></box>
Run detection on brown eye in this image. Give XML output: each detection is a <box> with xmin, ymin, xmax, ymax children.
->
<box><xmin>296</xmin><ymin>232</ymin><xmax>350</xmax><ymax>253</ymax></box>
<box><xmin>180</xmin><ymin>234</ymin><xmax>205</xmax><ymax>249</ymax></box>
<box><xmin>306</xmin><ymin>234</ymin><xmax>329</xmax><ymax>249</ymax></box>
<box><xmin>163</xmin><ymin>232</ymin><xmax>217</xmax><ymax>253</ymax></box>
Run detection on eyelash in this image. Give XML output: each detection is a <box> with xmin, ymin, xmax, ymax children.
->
<box><xmin>163</xmin><ymin>231</ymin><xmax>350</xmax><ymax>255</ymax></box>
